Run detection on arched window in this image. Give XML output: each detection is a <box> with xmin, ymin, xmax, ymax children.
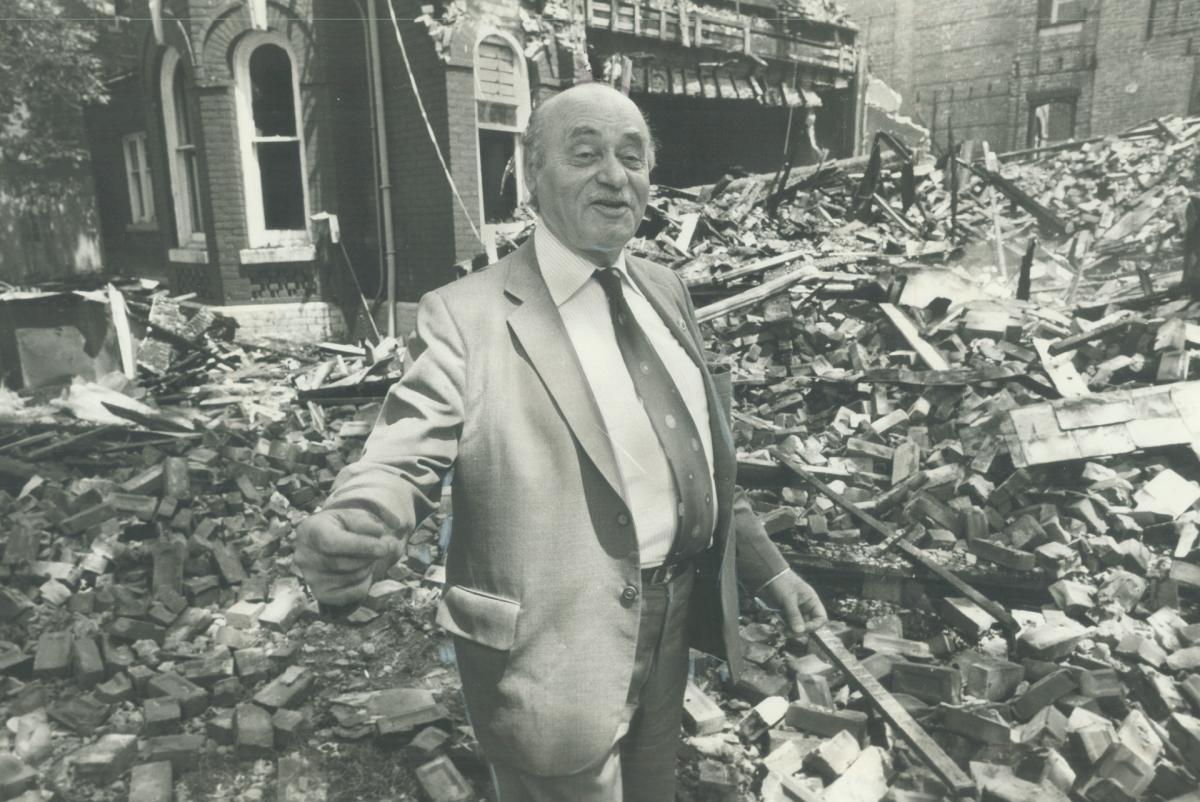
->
<box><xmin>234</xmin><ymin>34</ymin><xmax>310</xmax><ymax>248</ymax></box>
<box><xmin>160</xmin><ymin>48</ymin><xmax>205</xmax><ymax>247</ymax></box>
<box><xmin>474</xmin><ymin>34</ymin><xmax>529</xmax><ymax>228</ymax></box>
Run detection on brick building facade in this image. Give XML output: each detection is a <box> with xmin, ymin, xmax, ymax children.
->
<box><xmin>840</xmin><ymin>0</ymin><xmax>1200</xmax><ymax>153</ymax></box>
<box><xmin>84</xmin><ymin>0</ymin><xmax>861</xmax><ymax>338</ymax></box>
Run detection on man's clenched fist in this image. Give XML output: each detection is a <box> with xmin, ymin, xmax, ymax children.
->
<box><xmin>294</xmin><ymin>508</ymin><xmax>405</xmax><ymax>606</ymax></box>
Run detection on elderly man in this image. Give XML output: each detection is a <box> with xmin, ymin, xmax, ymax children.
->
<box><xmin>295</xmin><ymin>82</ymin><xmax>826</xmax><ymax>801</ymax></box>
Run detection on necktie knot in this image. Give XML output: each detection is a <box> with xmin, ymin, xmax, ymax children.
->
<box><xmin>594</xmin><ymin>267</ymin><xmax>624</xmax><ymax>303</ymax></box>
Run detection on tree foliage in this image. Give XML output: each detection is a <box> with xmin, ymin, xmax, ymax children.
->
<box><xmin>0</xmin><ymin>0</ymin><xmax>110</xmax><ymax>174</ymax></box>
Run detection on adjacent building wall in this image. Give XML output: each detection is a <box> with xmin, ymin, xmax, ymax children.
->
<box><xmin>840</xmin><ymin>0</ymin><xmax>1025</xmax><ymax>149</ymax></box>
<box><xmin>80</xmin><ymin>0</ymin><xmax>860</xmax><ymax>319</ymax></box>
<box><xmin>841</xmin><ymin>0</ymin><xmax>1199</xmax><ymax>153</ymax></box>
<box><xmin>1091</xmin><ymin>0</ymin><xmax>1200</xmax><ymax>134</ymax></box>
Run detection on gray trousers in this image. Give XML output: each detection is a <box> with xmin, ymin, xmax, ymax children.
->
<box><xmin>490</xmin><ymin>569</ymin><xmax>695</xmax><ymax>802</ymax></box>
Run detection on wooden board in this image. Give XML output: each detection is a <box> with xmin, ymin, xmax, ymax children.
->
<box><xmin>878</xmin><ymin>303</ymin><xmax>951</xmax><ymax>371</ymax></box>
<box><xmin>810</xmin><ymin>629</ymin><xmax>976</xmax><ymax>797</ymax></box>
<box><xmin>1032</xmin><ymin>338</ymin><xmax>1089</xmax><ymax>398</ymax></box>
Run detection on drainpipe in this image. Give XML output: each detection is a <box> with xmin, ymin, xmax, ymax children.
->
<box><xmin>366</xmin><ymin>0</ymin><xmax>398</xmax><ymax>339</ymax></box>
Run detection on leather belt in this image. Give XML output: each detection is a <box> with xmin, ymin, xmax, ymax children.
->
<box><xmin>641</xmin><ymin>558</ymin><xmax>693</xmax><ymax>586</ymax></box>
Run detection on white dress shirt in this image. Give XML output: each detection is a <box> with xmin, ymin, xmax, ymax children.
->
<box><xmin>534</xmin><ymin>224</ymin><xmax>717</xmax><ymax>568</ymax></box>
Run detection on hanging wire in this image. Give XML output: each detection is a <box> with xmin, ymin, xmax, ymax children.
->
<box><xmin>383</xmin><ymin>0</ymin><xmax>484</xmax><ymax>245</ymax></box>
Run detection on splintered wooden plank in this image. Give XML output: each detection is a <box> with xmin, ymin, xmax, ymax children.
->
<box><xmin>1046</xmin><ymin>311</ymin><xmax>1137</xmax><ymax>356</ymax></box>
<box><xmin>810</xmin><ymin>628</ymin><xmax>975</xmax><ymax>797</ymax></box>
<box><xmin>878</xmin><ymin>303</ymin><xmax>950</xmax><ymax>371</ymax></box>
<box><xmin>674</xmin><ymin>213</ymin><xmax>700</xmax><ymax>254</ymax></box>
<box><xmin>1032</xmin><ymin>338</ymin><xmax>1089</xmax><ymax>398</ymax></box>
<box><xmin>714</xmin><ymin>249</ymin><xmax>808</xmax><ymax>283</ymax></box>
<box><xmin>695</xmin><ymin>267</ymin><xmax>826</xmax><ymax>323</ymax></box>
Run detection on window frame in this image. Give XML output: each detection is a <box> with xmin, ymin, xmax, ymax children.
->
<box><xmin>1027</xmin><ymin>92</ymin><xmax>1078</xmax><ymax>149</ymax></box>
<box><xmin>160</xmin><ymin>48</ymin><xmax>206</xmax><ymax>248</ymax></box>
<box><xmin>1147</xmin><ymin>0</ymin><xmax>1200</xmax><ymax>38</ymax></box>
<box><xmin>1037</xmin><ymin>0</ymin><xmax>1087</xmax><ymax>29</ymax></box>
<box><xmin>232</xmin><ymin>31</ymin><xmax>312</xmax><ymax>250</ymax></box>
<box><xmin>473</xmin><ymin>32</ymin><xmax>530</xmax><ymax>237</ymax></box>
<box><xmin>121</xmin><ymin>131</ymin><xmax>155</xmax><ymax>225</ymax></box>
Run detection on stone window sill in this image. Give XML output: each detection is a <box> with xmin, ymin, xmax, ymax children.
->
<box><xmin>168</xmin><ymin>247</ymin><xmax>210</xmax><ymax>264</ymax></box>
<box><xmin>126</xmin><ymin>222</ymin><xmax>158</xmax><ymax>233</ymax></box>
<box><xmin>239</xmin><ymin>244</ymin><xmax>317</xmax><ymax>265</ymax></box>
<box><xmin>1037</xmin><ymin>22</ymin><xmax>1083</xmax><ymax>36</ymax></box>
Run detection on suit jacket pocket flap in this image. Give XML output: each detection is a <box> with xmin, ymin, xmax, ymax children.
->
<box><xmin>435</xmin><ymin>585</ymin><xmax>520</xmax><ymax>651</ymax></box>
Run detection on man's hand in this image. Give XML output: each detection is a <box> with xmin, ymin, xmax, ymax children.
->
<box><xmin>759</xmin><ymin>570</ymin><xmax>828</xmax><ymax>637</ymax></box>
<box><xmin>294</xmin><ymin>508</ymin><xmax>405</xmax><ymax>606</ymax></box>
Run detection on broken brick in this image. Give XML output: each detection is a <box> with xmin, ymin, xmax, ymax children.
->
<box><xmin>1013</xmin><ymin>669</ymin><xmax>1077</xmax><ymax>721</ymax></box>
<box><xmin>785</xmin><ymin>702</ymin><xmax>868</xmax><ymax>743</ymax></box>
<box><xmin>683</xmin><ymin>680</ymin><xmax>725</xmax><ymax>735</ymax></box>
<box><xmin>890</xmin><ymin>662</ymin><xmax>962</xmax><ymax>705</ymax></box>
<box><xmin>128</xmin><ymin>761</ymin><xmax>173</xmax><ymax>802</ymax></box>
<box><xmin>73</xmin><ymin>733</ymin><xmax>138</xmax><ymax>784</ymax></box>
<box><xmin>804</xmin><ymin>729</ymin><xmax>861</xmax><ymax>779</ymax></box>
<box><xmin>235</xmin><ymin>701</ymin><xmax>274</xmax><ymax>760</ymax></box>
<box><xmin>414</xmin><ymin>755</ymin><xmax>474</xmax><ymax>802</ymax></box>
<box><xmin>32</xmin><ymin>630</ymin><xmax>72</xmax><ymax>679</ymax></box>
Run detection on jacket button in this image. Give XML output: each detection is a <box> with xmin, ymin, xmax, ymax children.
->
<box><xmin>617</xmin><ymin>513</ymin><xmax>631</xmax><ymax>526</ymax></box>
<box><xmin>621</xmin><ymin>585</ymin><xmax>639</xmax><ymax>602</ymax></box>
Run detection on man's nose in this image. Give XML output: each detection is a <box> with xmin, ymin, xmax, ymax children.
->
<box><xmin>595</xmin><ymin>152</ymin><xmax>628</xmax><ymax>188</ymax></box>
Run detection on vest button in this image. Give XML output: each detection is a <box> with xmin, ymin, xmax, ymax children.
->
<box><xmin>617</xmin><ymin>513</ymin><xmax>631</xmax><ymax>526</ymax></box>
<box><xmin>621</xmin><ymin>585</ymin><xmax>639</xmax><ymax>602</ymax></box>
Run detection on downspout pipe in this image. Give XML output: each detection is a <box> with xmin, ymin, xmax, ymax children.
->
<box><xmin>366</xmin><ymin>0</ymin><xmax>398</xmax><ymax>339</ymax></box>
<box><xmin>350</xmin><ymin>0</ymin><xmax>384</xmax><ymax>306</ymax></box>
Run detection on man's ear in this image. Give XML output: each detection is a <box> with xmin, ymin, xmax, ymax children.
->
<box><xmin>524</xmin><ymin>169</ymin><xmax>537</xmax><ymax>209</ymax></box>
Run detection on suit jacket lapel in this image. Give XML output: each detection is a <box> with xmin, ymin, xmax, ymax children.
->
<box><xmin>504</xmin><ymin>241</ymin><xmax>626</xmax><ymax>502</ymax></box>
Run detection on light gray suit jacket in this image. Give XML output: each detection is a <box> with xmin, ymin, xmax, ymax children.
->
<box><xmin>324</xmin><ymin>239</ymin><xmax>790</xmax><ymax>776</ymax></box>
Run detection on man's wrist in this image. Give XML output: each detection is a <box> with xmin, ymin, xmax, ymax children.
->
<box><xmin>754</xmin><ymin>568</ymin><xmax>792</xmax><ymax>598</ymax></box>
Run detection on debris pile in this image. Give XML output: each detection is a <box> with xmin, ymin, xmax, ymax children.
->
<box><xmin>2</xmin><ymin>117</ymin><xmax>1200</xmax><ymax>801</ymax></box>
<box><xmin>658</xmin><ymin>116</ymin><xmax>1200</xmax><ymax>801</ymax></box>
<box><xmin>0</xmin><ymin>321</ymin><xmax>460</xmax><ymax>800</ymax></box>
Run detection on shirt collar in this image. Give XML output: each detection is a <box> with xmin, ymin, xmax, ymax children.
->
<box><xmin>534</xmin><ymin>222</ymin><xmax>641</xmax><ymax>307</ymax></box>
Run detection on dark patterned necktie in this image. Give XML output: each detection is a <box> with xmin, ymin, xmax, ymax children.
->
<box><xmin>594</xmin><ymin>267</ymin><xmax>714</xmax><ymax>564</ymax></box>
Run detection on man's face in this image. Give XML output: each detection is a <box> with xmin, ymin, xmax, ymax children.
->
<box><xmin>527</xmin><ymin>87</ymin><xmax>652</xmax><ymax>265</ymax></box>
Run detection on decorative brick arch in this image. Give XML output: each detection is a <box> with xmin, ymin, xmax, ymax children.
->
<box><xmin>199</xmin><ymin>1</ymin><xmax>320</xmax><ymax>85</ymax></box>
<box><xmin>140</xmin><ymin>14</ymin><xmax>200</xmax><ymax>90</ymax></box>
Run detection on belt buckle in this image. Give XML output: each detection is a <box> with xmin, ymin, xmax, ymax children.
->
<box><xmin>644</xmin><ymin>563</ymin><xmax>670</xmax><ymax>585</ymax></box>
<box><xmin>646</xmin><ymin>560</ymin><xmax>685</xmax><ymax>585</ymax></box>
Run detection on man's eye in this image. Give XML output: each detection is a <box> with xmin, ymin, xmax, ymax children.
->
<box><xmin>573</xmin><ymin>150</ymin><xmax>597</xmax><ymax>161</ymax></box>
<box><xmin>621</xmin><ymin>154</ymin><xmax>645</xmax><ymax>167</ymax></box>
